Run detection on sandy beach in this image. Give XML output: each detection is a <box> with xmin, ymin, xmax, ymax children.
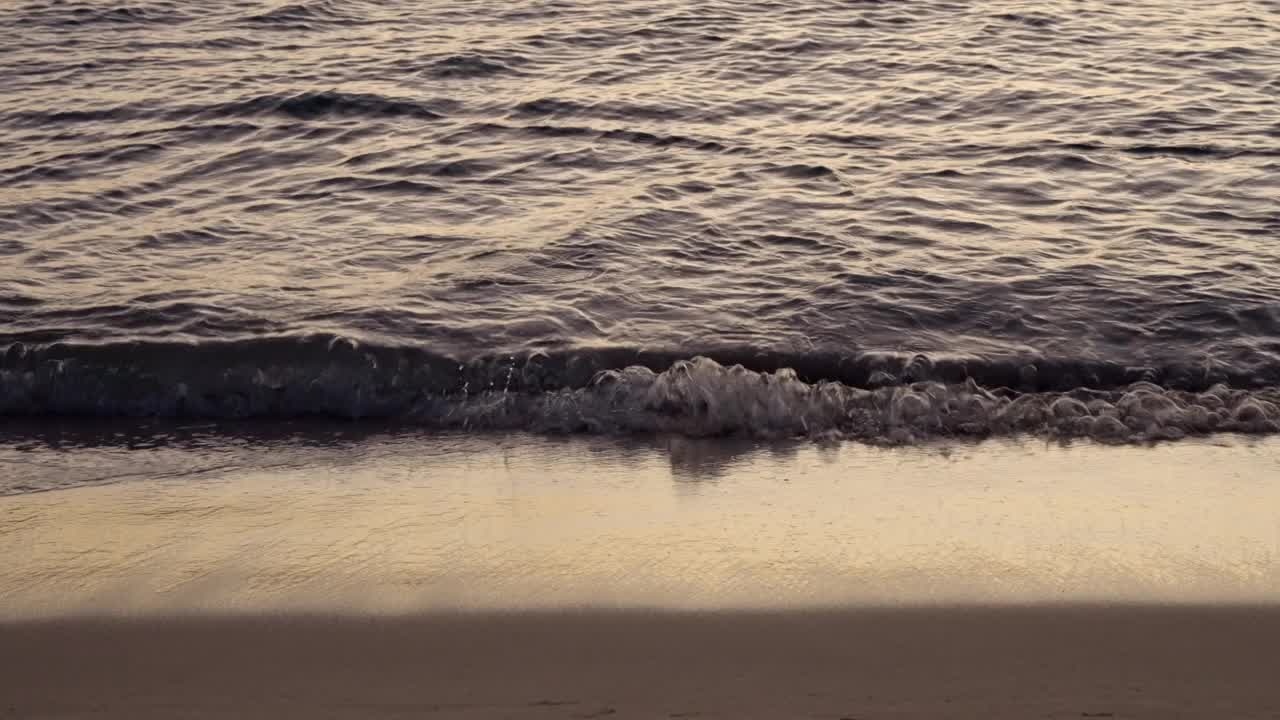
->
<box><xmin>5</xmin><ymin>607</ymin><xmax>1280</xmax><ymax>719</ymax></box>
<box><xmin>6</xmin><ymin>0</ymin><xmax>1280</xmax><ymax>715</ymax></box>
<box><xmin>3</xmin><ymin>430</ymin><xmax>1280</xmax><ymax>717</ymax></box>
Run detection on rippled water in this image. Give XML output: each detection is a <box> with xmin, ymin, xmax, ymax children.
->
<box><xmin>2</xmin><ymin>0</ymin><xmax>1279</xmax><ymax>439</ymax></box>
<box><xmin>4</xmin><ymin>432</ymin><xmax>1280</xmax><ymax>608</ymax></box>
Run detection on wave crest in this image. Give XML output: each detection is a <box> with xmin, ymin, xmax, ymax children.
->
<box><xmin>3</xmin><ymin>339</ymin><xmax>1279</xmax><ymax>442</ymax></box>
<box><xmin>415</xmin><ymin>357</ymin><xmax>1280</xmax><ymax>442</ymax></box>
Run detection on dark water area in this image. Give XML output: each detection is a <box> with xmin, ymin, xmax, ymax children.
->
<box><xmin>2</xmin><ymin>0</ymin><xmax>1279</xmax><ymax>440</ymax></box>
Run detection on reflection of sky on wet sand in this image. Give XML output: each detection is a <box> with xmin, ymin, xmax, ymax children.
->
<box><xmin>2</xmin><ymin>428</ymin><xmax>1278</xmax><ymax>617</ymax></box>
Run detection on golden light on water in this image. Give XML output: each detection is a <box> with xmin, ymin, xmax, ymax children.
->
<box><xmin>4</xmin><ymin>435</ymin><xmax>1278</xmax><ymax>618</ymax></box>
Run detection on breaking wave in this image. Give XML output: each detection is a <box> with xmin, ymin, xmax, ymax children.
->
<box><xmin>3</xmin><ymin>337</ymin><xmax>1279</xmax><ymax>443</ymax></box>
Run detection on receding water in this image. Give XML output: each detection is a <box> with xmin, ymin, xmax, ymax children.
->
<box><xmin>2</xmin><ymin>1</ymin><xmax>1279</xmax><ymax>440</ymax></box>
<box><xmin>3</xmin><ymin>430</ymin><xmax>1279</xmax><ymax>613</ymax></box>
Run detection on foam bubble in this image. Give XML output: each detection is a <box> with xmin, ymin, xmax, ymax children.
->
<box><xmin>3</xmin><ymin>342</ymin><xmax>1279</xmax><ymax>442</ymax></box>
<box><xmin>418</xmin><ymin>357</ymin><xmax>1280</xmax><ymax>442</ymax></box>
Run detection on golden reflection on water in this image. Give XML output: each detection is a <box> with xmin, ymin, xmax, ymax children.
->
<box><xmin>1</xmin><ymin>434</ymin><xmax>1279</xmax><ymax>618</ymax></box>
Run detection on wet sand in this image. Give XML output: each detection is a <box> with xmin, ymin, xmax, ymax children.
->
<box><xmin>4</xmin><ymin>433</ymin><xmax>1280</xmax><ymax>613</ymax></box>
<box><xmin>3</xmin><ymin>431</ymin><xmax>1280</xmax><ymax>717</ymax></box>
<box><xmin>5</xmin><ymin>607</ymin><xmax>1280</xmax><ymax>719</ymax></box>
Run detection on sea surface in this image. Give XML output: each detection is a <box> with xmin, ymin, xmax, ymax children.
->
<box><xmin>2</xmin><ymin>0</ymin><xmax>1279</xmax><ymax>441</ymax></box>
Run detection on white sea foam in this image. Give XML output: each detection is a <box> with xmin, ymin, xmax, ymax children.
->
<box><xmin>7</xmin><ymin>345</ymin><xmax>1275</xmax><ymax>442</ymax></box>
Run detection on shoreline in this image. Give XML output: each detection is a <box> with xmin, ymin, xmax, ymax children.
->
<box><xmin>4</xmin><ymin>433</ymin><xmax>1280</xmax><ymax>616</ymax></box>
<box><xmin>4</xmin><ymin>432</ymin><xmax>1280</xmax><ymax>717</ymax></box>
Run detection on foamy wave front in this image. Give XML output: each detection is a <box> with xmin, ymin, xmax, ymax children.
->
<box><xmin>418</xmin><ymin>357</ymin><xmax>1280</xmax><ymax>442</ymax></box>
<box><xmin>3</xmin><ymin>339</ymin><xmax>1279</xmax><ymax>442</ymax></box>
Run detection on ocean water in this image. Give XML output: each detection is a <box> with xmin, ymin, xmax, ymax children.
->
<box><xmin>2</xmin><ymin>0</ymin><xmax>1279</xmax><ymax>441</ymax></box>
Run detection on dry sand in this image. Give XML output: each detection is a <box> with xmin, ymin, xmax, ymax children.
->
<box><xmin>4</xmin><ymin>607</ymin><xmax>1280</xmax><ymax>719</ymax></box>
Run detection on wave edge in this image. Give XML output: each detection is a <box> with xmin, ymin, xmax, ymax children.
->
<box><xmin>3</xmin><ymin>338</ymin><xmax>1280</xmax><ymax>442</ymax></box>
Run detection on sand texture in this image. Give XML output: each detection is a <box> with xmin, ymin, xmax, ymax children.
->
<box><xmin>5</xmin><ymin>607</ymin><xmax>1280</xmax><ymax>719</ymax></box>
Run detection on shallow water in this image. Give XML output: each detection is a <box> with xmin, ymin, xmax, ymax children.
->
<box><xmin>2</xmin><ymin>430</ymin><xmax>1279</xmax><ymax>614</ymax></box>
<box><xmin>2</xmin><ymin>1</ymin><xmax>1279</xmax><ymax>437</ymax></box>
